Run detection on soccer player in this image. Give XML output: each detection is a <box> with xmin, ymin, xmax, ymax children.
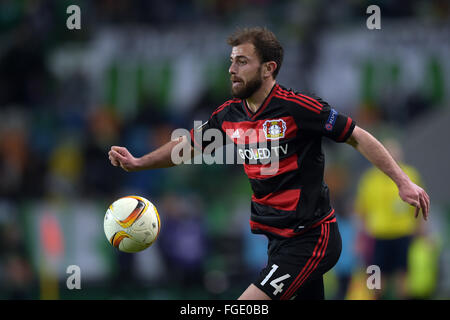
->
<box><xmin>108</xmin><ymin>27</ymin><xmax>430</xmax><ymax>300</ymax></box>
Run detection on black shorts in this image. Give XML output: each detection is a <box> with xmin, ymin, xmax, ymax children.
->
<box><xmin>253</xmin><ymin>221</ymin><xmax>342</xmax><ymax>300</ymax></box>
<box><xmin>371</xmin><ymin>236</ymin><xmax>412</xmax><ymax>274</ymax></box>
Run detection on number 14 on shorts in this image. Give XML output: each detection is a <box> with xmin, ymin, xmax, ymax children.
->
<box><xmin>260</xmin><ymin>264</ymin><xmax>291</xmax><ymax>296</ymax></box>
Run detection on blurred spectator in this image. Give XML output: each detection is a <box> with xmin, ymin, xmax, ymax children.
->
<box><xmin>81</xmin><ymin>108</ymin><xmax>123</xmax><ymax>199</ymax></box>
<box><xmin>406</xmin><ymin>223</ymin><xmax>440</xmax><ymax>299</ymax></box>
<box><xmin>46</xmin><ymin>133</ymin><xmax>84</xmax><ymax>198</ymax></box>
<box><xmin>0</xmin><ymin>204</ymin><xmax>35</xmax><ymax>299</ymax></box>
<box><xmin>324</xmin><ymin>163</ymin><xmax>359</xmax><ymax>300</ymax></box>
<box><xmin>0</xmin><ymin>28</ymin><xmax>52</xmax><ymax>107</ymax></box>
<box><xmin>333</xmin><ymin>208</ymin><xmax>359</xmax><ymax>300</ymax></box>
<box><xmin>3</xmin><ymin>254</ymin><xmax>34</xmax><ymax>299</ymax></box>
<box><xmin>0</xmin><ymin>118</ymin><xmax>28</xmax><ymax>200</ymax></box>
<box><xmin>157</xmin><ymin>193</ymin><xmax>208</xmax><ymax>297</ymax></box>
<box><xmin>354</xmin><ymin>138</ymin><xmax>424</xmax><ymax>299</ymax></box>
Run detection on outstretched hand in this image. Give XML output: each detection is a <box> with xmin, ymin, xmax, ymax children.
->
<box><xmin>108</xmin><ymin>146</ymin><xmax>139</xmax><ymax>172</ymax></box>
<box><xmin>398</xmin><ymin>180</ymin><xmax>430</xmax><ymax>221</ymax></box>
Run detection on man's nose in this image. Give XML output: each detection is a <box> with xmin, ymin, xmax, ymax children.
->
<box><xmin>229</xmin><ymin>63</ymin><xmax>237</xmax><ymax>75</ymax></box>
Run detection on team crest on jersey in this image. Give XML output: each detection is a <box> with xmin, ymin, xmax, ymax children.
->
<box><xmin>263</xmin><ymin>119</ymin><xmax>287</xmax><ymax>140</ymax></box>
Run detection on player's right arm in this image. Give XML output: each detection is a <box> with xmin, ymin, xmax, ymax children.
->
<box><xmin>108</xmin><ymin>135</ymin><xmax>194</xmax><ymax>172</ymax></box>
<box><xmin>109</xmin><ymin>100</ymin><xmax>230</xmax><ymax>172</ymax></box>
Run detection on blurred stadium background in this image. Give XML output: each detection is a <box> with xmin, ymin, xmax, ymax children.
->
<box><xmin>0</xmin><ymin>0</ymin><xmax>449</xmax><ymax>300</ymax></box>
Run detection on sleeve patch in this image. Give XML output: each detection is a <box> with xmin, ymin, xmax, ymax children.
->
<box><xmin>325</xmin><ymin>109</ymin><xmax>338</xmax><ymax>131</ymax></box>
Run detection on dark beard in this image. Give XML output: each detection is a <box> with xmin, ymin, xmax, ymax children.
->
<box><xmin>231</xmin><ymin>72</ymin><xmax>263</xmax><ymax>100</ymax></box>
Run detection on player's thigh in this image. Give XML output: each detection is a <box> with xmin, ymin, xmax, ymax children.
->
<box><xmin>239</xmin><ymin>284</ymin><xmax>271</xmax><ymax>300</ymax></box>
<box><xmin>254</xmin><ymin>222</ymin><xmax>341</xmax><ymax>300</ymax></box>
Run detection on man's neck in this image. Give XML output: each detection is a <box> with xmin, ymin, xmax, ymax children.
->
<box><xmin>246</xmin><ymin>79</ymin><xmax>276</xmax><ymax>113</ymax></box>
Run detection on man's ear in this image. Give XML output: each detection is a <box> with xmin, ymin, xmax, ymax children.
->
<box><xmin>263</xmin><ymin>61</ymin><xmax>277</xmax><ymax>78</ymax></box>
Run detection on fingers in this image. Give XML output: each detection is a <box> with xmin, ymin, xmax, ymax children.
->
<box><xmin>109</xmin><ymin>152</ymin><xmax>119</xmax><ymax>166</ymax></box>
<box><xmin>109</xmin><ymin>146</ymin><xmax>128</xmax><ymax>164</ymax></box>
<box><xmin>109</xmin><ymin>149</ymin><xmax>128</xmax><ymax>170</ymax></box>
<box><xmin>108</xmin><ymin>146</ymin><xmax>136</xmax><ymax>172</ymax></box>
<box><xmin>110</xmin><ymin>150</ymin><xmax>127</xmax><ymax>162</ymax></box>
<box><xmin>408</xmin><ymin>198</ymin><xmax>420</xmax><ymax>209</ymax></box>
<box><xmin>414</xmin><ymin>206</ymin><xmax>420</xmax><ymax>219</ymax></box>
<box><xmin>400</xmin><ymin>183</ymin><xmax>430</xmax><ymax>221</ymax></box>
<box><xmin>420</xmin><ymin>192</ymin><xmax>430</xmax><ymax>221</ymax></box>
<box><xmin>111</xmin><ymin>146</ymin><xmax>129</xmax><ymax>156</ymax></box>
<box><xmin>420</xmin><ymin>196</ymin><xmax>427</xmax><ymax>221</ymax></box>
<box><xmin>424</xmin><ymin>191</ymin><xmax>430</xmax><ymax>210</ymax></box>
<box><xmin>411</xmin><ymin>190</ymin><xmax>430</xmax><ymax>221</ymax></box>
<box><xmin>409</xmin><ymin>196</ymin><xmax>425</xmax><ymax>220</ymax></box>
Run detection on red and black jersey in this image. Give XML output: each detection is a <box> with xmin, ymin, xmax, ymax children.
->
<box><xmin>190</xmin><ymin>83</ymin><xmax>355</xmax><ymax>239</ymax></box>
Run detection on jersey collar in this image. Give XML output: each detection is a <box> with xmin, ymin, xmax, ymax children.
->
<box><xmin>242</xmin><ymin>83</ymin><xmax>279</xmax><ymax>120</ymax></box>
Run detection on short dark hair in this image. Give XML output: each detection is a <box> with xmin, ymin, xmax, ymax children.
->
<box><xmin>227</xmin><ymin>27</ymin><xmax>284</xmax><ymax>78</ymax></box>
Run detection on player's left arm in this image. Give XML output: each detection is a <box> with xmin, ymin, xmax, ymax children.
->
<box><xmin>346</xmin><ymin>125</ymin><xmax>430</xmax><ymax>220</ymax></box>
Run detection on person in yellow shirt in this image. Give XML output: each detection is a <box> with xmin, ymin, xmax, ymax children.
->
<box><xmin>406</xmin><ymin>222</ymin><xmax>440</xmax><ymax>299</ymax></box>
<box><xmin>355</xmin><ymin>138</ymin><xmax>423</xmax><ymax>299</ymax></box>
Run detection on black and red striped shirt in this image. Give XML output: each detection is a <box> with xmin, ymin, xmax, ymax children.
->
<box><xmin>190</xmin><ymin>83</ymin><xmax>355</xmax><ymax>239</ymax></box>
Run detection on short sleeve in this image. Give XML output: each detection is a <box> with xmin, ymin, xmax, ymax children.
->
<box><xmin>190</xmin><ymin>107</ymin><xmax>228</xmax><ymax>153</ymax></box>
<box><xmin>290</xmin><ymin>95</ymin><xmax>356</xmax><ymax>143</ymax></box>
